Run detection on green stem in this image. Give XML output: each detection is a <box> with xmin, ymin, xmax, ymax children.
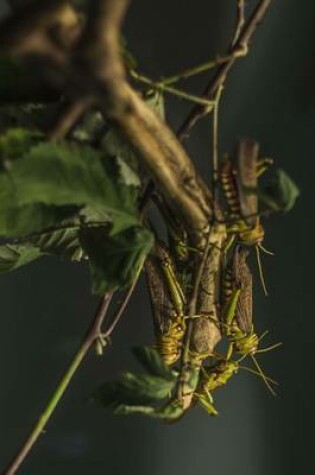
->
<box><xmin>130</xmin><ymin>70</ymin><xmax>215</xmax><ymax>108</ymax></box>
<box><xmin>159</xmin><ymin>46</ymin><xmax>247</xmax><ymax>86</ymax></box>
<box><xmin>2</xmin><ymin>293</ymin><xmax>113</xmax><ymax>475</ymax></box>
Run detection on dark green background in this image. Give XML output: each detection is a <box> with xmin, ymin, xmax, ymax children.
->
<box><xmin>0</xmin><ymin>1</ymin><xmax>314</xmax><ymax>474</ymax></box>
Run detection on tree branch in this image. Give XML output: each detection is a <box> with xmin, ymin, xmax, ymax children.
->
<box><xmin>73</xmin><ymin>0</ymin><xmax>213</xmax><ymax>245</ymax></box>
<box><xmin>0</xmin><ymin>0</ymin><xmax>81</xmax><ymax>61</ymax></box>
<box><xmin>0</xmin><ymin>0</ymin><xmax>214</xmax><ymax>246</ymax></box>
<box><xmin>48</xmin><ymin>97</ymin><xmax>93</xmax><ymax>140</ymax></box>
<box><xmin>177</xmin><ymin>223</ymin><xmax>225</xmax><ymax>409</ymax></box>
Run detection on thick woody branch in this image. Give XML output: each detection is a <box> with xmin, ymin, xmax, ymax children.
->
<box><xmin>73</xmin><ymin>0</ymin><xmax>213</xmax><ymax>245</ymax></box>
<box><xmin>109</xmin><ymin>88</ymin><xmax>213</xmax><ymax>242</ymax></box>
<box><xmin>177</xmin><ymin>223</ymin><xmax>225</xmax><ymax>409</ymax></box>
<box><xmin>0</xmin><ymin>0</ymin><xmax>213</xmax><ymax>246</ymax></box>
<box><xmin>0</xmin><ymin>0</ymin><xmax>82</xmax><ymax>60</ymax></box>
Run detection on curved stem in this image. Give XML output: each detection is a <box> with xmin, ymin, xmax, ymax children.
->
<box><xmin>2</xmin><ymin>293</ymin><xmax>113</xmax><ymax>475</ymax></box>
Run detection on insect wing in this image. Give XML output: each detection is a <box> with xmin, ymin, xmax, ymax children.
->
<box><xmin>144</xmin><ymin>255</ymin><xmax>174</xmax><ymax>337</ymax></box>
<box><xmin>234</xmin><ymin>138</ymin><xmax>259</xmax><ymax>226</ymax></box>
<box><xmin>233</xmin><ymin>246</ymin><xmax>253</xmax><ymax>334</ymax></box>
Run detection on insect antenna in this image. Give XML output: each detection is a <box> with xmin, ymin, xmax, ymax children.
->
<box><xmin>255</xmin><ymin>245</ymin><xmax>268</xmax><ymax>296</ymax></box>
<box><xmin>256</xmin><ymin>341</ymin><xmax>282</xmax><ymax>354</ymax></box>
<box><xmin>257</xmin><ymin>329</ymin><xmax>269</xmax><ymax>341</ymax></box>
<box><xmin>256</xmin><ymin>157</ymin><xmax>274</xmax><ymax>178</ymax></box>
<box><xmin>258</xmin><ymin>242</ymin><xmax>274</xmax><ymax>255</ymax></box>
<box><xmin>255</xmin><ymin>331</ymin><xmax>282</xmax><ymax>354</ymax></box>
<box><xmin>250</xmin><ymin>354</ymin><xmax>277</xmax><ymax>396</ymax></box>
<box><xmin>238</xmin><ymin>364</ymin><xmax>279</xmax><ymax>386</ymax></box>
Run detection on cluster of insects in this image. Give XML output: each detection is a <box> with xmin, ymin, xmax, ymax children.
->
<box><xmin>144</xmin><ymin>138</ymin><xmax>281</xmax><ymax>416</ymax></box>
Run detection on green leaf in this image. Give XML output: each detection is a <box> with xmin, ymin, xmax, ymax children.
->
<box><xmin>98</xmin><ymin>371</ymin><xmax>176</xmax><ymax>407</ymax></box>
<box><xmin>0</xmin><ymin>128</ymin><xmax>43</xmax><ymax>166</ymax></box>
<box><xmin>121</xmin><ymin>372</ymin><xmax>175</xmax><ymax>402</ymax></box>
<box><xmin>0</xmin><ymin>139</ymin><xmax>140</xmax><ymax>236</ymax></box>
<box><xmin>145</xmin><ymin>89</ymin><xmax>165</xmax><ymax>119</ymax></box>
<box><xmin>113</xmin><ymin>401</ymin><xmax>184</xmax><ymax>420</ymax></box>
<box><xmin>260</xmin><ymin>169</ymin><xmax>300</xmax><ymax>212</ymax></box>
<box><xmin>101</xmin><ymin>128</ymin><xmax>140</xmax><ymax>187</ymax></box>
<box><xmin>81</xmin><ymin>226</ymin><xmax>154</xmax><ymax>294</ymax></box>
<box><xmin>0</xmin><ymin>203</ymin><xmax>77</xmax><ymax>238</ymax></box>
<box><xmin>71</xmin><ymin>111</ymin><xmax>104</xmax><ymax>144</ymax></box>
<box><xmin>114</xmin><ymin>404</ymin><xmax>156</xmax><ymax>417</ymax></box>
<box><xmin>100</xmin><ymin>89</ymin><xmax>165</xmax><ymax>188</ymax></box>
<box><xmin>116</xmin><ymin>156</ymin><xmax>140</xmax><ymax>188</ymax></box>
<box><xmin>0</xmin><ymin>244</ymin><xmax>42</xmax><ymax>272</ymax></box>
<box><xmin>28</xmin><ymin>223</ymin><xmax>84</xmax><ymax>261</ymax></box>
<box><xmin>96</xmin><ymin>347</ymin><xmax>182</xmax><ymax>419</ymax></box>
<box><xmin>132</xmin><ymin>347</ymin><xmax>175</xmax><ymax>381</ymax></box>
<box><xmin>153</xmin><ymin>401</ymin><xmax>184</xmax><ymax>420</ymax></box>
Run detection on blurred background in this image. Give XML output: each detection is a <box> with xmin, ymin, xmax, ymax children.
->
<box><xmin>0</xmin><ymin>1</ymin><xmax>314</xmax><ymax>473</ymax></box>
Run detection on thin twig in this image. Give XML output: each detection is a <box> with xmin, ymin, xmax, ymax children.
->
<box><xmin>232</xmin><ymin>0</ymin><xmax>246</xmax><ymax>46</ymax></box>
<box><xmin>130</xmin><ymin>70</ymin><xmax>215</xmax><ymax>108</ymax></box>
<box><xmin>158</xmin><ymin>47</ymin><xmax>247</xmax><ymax>86</ymax></box>
<box><xmin>178</xmin><ymin>0</ymin><xmax>272</xmax><ymax>140</ymax></box>
<box><xmin>137</xmin><ymin>1</ymin><xmax>256</xmax><ymax>214</ymax></box>
<box><xmin>211</xmin><ymin>85</ymin><xmax>223</xmax><ymax>210</ymax></box>
<box><xmin>3</xmin><ymin>58</ymin><xmax>105</xmax><ymax>475</ymax></box>
<box><xmin>48</xmin><ymin>98</ymin><xmax>93</xmax><ymax>140</ymax></box>
<box><xmin>2</xmin><ymin>292</ymin><xmax>113</xmax><ymax>475</ymax></box>
<box><xmin>176</xmin><ymin>231</ymin><xmax>212</xmax><ymax>401</ymax></box>
<box><xmin>103</xmin><ymin>276</ymin><xmax>140</xmax><ymax>338</ymax></box>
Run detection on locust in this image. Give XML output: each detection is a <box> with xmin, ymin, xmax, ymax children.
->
<box><xmin>194</xmin><ymin>356</ymin><xmax>239</xmax><ymax>416</ymax></box>
<box><xmin>145</xmin><ymin>241</ymin><xmax>186</xmax><ymax>366</ymax></box>
<box><xmin>152</xmin><ymin>193</ymin><xmax>190</xmax><ymax>270</ymax></box>
<box><xmin>221</xmin><ymin>244</ymin><xmax>280</xmax><ymax>395</ymax></box>
<box><xmin>219</xmin><ymin>138</ymin><xmax>273</xmax><ymax>294</ymax></box>
<box><xmin>194</xmin><ymin>349</ymin><xmax>279</xmax><ymax>416</ymax></box>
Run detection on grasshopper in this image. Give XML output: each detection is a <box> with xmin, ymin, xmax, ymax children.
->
<box><xmin>145</xmin><ymin>241</ymin><xmax>186</xmax><ymax>366</ymax></box>
<box><xmin>219</xmin><ymin>138</ymin><xmax>273</xmax><ymax>294</ymax></box>
<box><xmin>194</xmin><ymin>349</ymin><xmax>279</xmax><ymax>415</ymax></box>
<box><xmin>194</xmin><ymin>356</ymin><xmax>238</xmax><ymax>416</ymax></box>
<box><xmin>152</xmin><ymin>193</ymin><xmax>190</xmax><ymax>270</ymax></box>
<box><xmin>221</xmin><ymin>245</ymin><xmax>280</xmax><ymax>395</ymax></box>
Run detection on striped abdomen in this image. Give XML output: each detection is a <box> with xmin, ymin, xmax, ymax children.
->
<box><xmin>220</xmin><ymin>158</ymin><xmax>241</xmax><ymax>219</ymax></box>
